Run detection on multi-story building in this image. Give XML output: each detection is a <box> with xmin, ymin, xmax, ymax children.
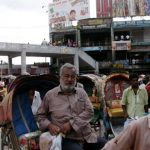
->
<box><xmin>49</xmin><ymin>16</ymin><xmax>150</xmax><ymax>74</ymax></box>
<box><xmin>112</xmin><ymin>18</ymin><xmax>150</xmax><ymax>74</ymax></box>
<box><xmin>48</xmin><ymin>0</ymin><xmax>150</xmax><ymax>74</ymax></box>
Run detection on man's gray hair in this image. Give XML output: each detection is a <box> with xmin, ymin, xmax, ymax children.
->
<box><xmin>59</xmin><ymin>63</ymin><xmax>77</xmax><ymax>76</ymax></box>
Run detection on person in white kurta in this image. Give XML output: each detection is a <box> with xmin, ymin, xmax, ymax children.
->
<box><xmin>28</xmin><ymin>89</ymin><xmax>42</xmax><ymax>115</ymax></box>
<box><xmin>31</xmin><ymin>91</ymin><xmax>42</xmax><ymax>115</ymax></box>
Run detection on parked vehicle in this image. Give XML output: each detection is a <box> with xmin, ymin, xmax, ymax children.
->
<box><xmin>78</xmin><ymin>74</ymin><xmax>104</xmax><ymax>131</ymax></box>
<box><xmin>0</xmin><ymin>74</ymin><xmax>59</xmax><ymax>150</ymax></box>
<box><xmin>146</xmin><ymin>81</ymin><xmax>150</xmax><ymax>108</ymax></box>
<box><xmin>102</xmin><ymin>73</ymin><xmax>130</xmax><ymax>138</ymax></box>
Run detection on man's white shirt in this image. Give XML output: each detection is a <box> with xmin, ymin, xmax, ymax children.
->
<box><xmin>31</xmin><ymin>91</ymin><xmax>42</xmax><ymax>115</ymax></box>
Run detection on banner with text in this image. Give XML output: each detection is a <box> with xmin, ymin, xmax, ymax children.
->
<box><xmin>96</xmin><ymin>0</ymin><xmax>112</xmax><ymax>17</ymax></box>
<box><xmin>97</xmin><ymin>0</ymin><xmax>150</xmax><ymax>17</ymax></box>
<box><xmin>49</xmin><ymin>0</ymin><xmax>90</xmax><ymax>29</ymax></box>
<box><xmin>112</xmin><ymin>41</ymin><xmax>131</xmax><ymax>51</ymax></box>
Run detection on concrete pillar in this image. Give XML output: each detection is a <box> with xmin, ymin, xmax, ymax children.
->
<box><xmin>95</xmin><ymin>61</ymin><xmax>99</xmax><ymax>74</ymax></box>
<box><xmin>74</xmin><ymin>50</ymin><xmax>79</xmax><ymax>74</ymax></box>
<box><xmin>21</xmin><ymin>50</ymin><xmax>26</xmax><ymax>74</ymax></box>
<box><xmin>8</xmin><ymin>56</ymin><xmax>12</xmax><ymax>75</ymax></box>
<box><xmin>77</xmin><ymin>29</ymin><xmax>81</xmax><ymax>47</ymax></box>
<box><xmin>49</xmin><ymin>33</ymin><xmax>53</xmax><ymax>44</ymax></box>
<box><xmin>49</xmin><ymin>57</ymin><xmax>51</xmax><ymax>65</ymax></box>
<box><xmin>51</xmin><ymin>57</ymin><xmax>59</xmax><ymax>66</ymax></box>
<box><xmin>111</xmin><ymin>24</ymin><xmax>115</xmax><ymax>62</ymax></box>
<box><xmin>56</xmin><ymin>58</ymin><xmax>59</xmax><ymax>66</ymax></box>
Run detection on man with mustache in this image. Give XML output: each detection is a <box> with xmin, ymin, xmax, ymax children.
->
<box><xmin>37</xmin><ymin>63</ymin><xmax>106</xmax><ymax>150</ymax></box>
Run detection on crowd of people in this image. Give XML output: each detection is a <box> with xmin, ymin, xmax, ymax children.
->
<box><xmin>1</xmin><ymin>63</ymin><xmax>150</xmax><ymax>150</ymax></box>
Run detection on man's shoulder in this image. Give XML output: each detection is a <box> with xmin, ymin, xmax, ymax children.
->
<box><xmin>75</xmin><ymin>87</ymin><xmax>86</xmax><ymax>93</ymax></box>
<box><xmin>46</xmin><ymin>86</ymin><xmax>59</xmax><ymax>95</ymax></box>
<box><xmin>134</xmin><ymin>115</ymin><xmax>149</xmax><ymax>128</ymax></box>
<box><xmin>123</xmin><ymin>86</ymin><xmax>131</xmax><ymax>93</ymax></box>
<box><xmin>75</xmin><ymin>87</ymin><xmax>88</xmax><ymax>97</ymax></box>
<box><xmin>76</xmin><ymin>82</ymin><xmax>84</xmax><ymax>88</ymax></box>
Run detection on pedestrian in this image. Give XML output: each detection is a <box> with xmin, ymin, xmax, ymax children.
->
<box><xmin>121</xmin><ymin>73</ymin><xmax>148</xmax><ymax>119</ymax></box>
<box><xmin>102</xmin><ymin>114</ymin><xmax>150</xmax><ymax>150</ymax></box>
<box><xmin>27</xmin><ymin>88</ymin><xmax>42</xmax><ymax>116</ymax></box>
<box><xmin>138</xmin><ymin>74</ymin><xmax>146</xmax><ymax>89</ymax></box>
<box><xmin>36</xmin><ymin>63</ymin><xmax>107</xmax><ymax>150</ymax></box>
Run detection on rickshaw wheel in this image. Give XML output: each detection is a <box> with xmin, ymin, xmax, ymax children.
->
<box><xmin>1</xmin><ymin>122</ymin><xmax>20</xmax><ymax>150</ymax></box>
<box><xmin>1</xmin><ymin>127</ymin><xmax>12</xmax><ymax>150</ymax></box>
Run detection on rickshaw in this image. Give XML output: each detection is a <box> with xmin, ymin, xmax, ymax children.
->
<box><xmin>0</xmin><ymin>81</ymin><xmax>7</xmax><ymax>103</ymax></box>
<box><xmin>78</xmin><ymin>74</ymin><xmax>104</xmax><ymax>132</ymax></box>
<box><xmin>0</xmin><ymin>74</ymin><xmax>59</xmax><ymax>150</ymax></box>
<box><xmin>102</xmin><ymin>73</ymin><xmax>130</xmax><ymax>138</ymax></box>
<box><xmin>146</xmin><ymin>81</ymin><xmax>150</xmax><ymax>108</ymax></box>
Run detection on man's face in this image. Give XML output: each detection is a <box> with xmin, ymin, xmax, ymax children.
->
<box><xmin>71</xmin><ymin>12</ymin><xmax>76</xmax><ymax>19</ymax></box>
<box><xmin>131</xmin><ymin>78</ymin><xmax>139</xmax><ymax>88</ymax></box>
<box><xmin>60</xmin><ymin>68</ymin><xmax>77</xmax><ymax>92</ymax></box>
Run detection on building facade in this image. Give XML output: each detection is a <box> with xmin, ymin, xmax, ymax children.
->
<box><xmin>48</xmin><ymin>0</ymin><xmax>150</xmax><ymax>74</ymax></box>
<box><xmin>49</xmin><ymin>17</ymin><xmax>150</xmax><ymax>74</ymax></box>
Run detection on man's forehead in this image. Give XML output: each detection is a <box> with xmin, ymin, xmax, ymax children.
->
<box><xmin>63</xmin><ymin>67</ymin><xmax>76</xmax><ymax>72</ymax></box>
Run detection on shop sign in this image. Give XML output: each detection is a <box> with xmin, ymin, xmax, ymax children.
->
<box><xmin>49</xmin><ymin>0</ymin><xmax>90</xmax><ymax>29</ymax></box>
<box><xmin>113</xmin><ymin>20</ymin><xmax>150</xmax><ymax>28</ymax></box>
<box><xmin>112</xmin><ymin>41</ymin><xmax>131</xmax><ymax>50</ymax></box>
<box><xmin>79</xmin><ymin>18</ymin><xmax>112</xmax><ymax>26</ymax></box>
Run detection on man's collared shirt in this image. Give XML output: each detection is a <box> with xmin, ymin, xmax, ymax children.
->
<box><xmin>37</xmin><ymin>86</ymin><xmax>97</xmax><ymax>143</ymax></box>
<box><xmin>121</xmin><ymin>86</ymin><xmax>148</xmax><ymax>118</ymax></box>
<box><xmin>31</xmin><ymin>91</ymin><xmax>42</xmax><ymax>115</ymax></box>
<box><xmin>102</xmin><ymin>115</ymin><xmax>150</xmax><ymax>150</ymax></box>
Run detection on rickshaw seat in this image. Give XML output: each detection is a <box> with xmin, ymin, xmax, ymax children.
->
<box><xmin>107</xmin><ymin>107</ymin><xmax>124</xmax><ymax>117</ymax></box>
<box><xmin>106</xmin><ymin>100</ymin><xmax>124</xmax><ymax>117</ymax></box>
<box><xmin>1</xmin><ymin>75</ymin><xmax>59</xmax><ymax>149</ymax></box>
<box><xmin>12</xmin><ymin>93</ymin><xmax>38</xmax><ymax>137</ymax></box>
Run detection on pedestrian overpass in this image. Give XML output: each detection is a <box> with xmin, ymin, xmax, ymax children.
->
<box><xmin>0</xmin><ymin>42</ymin><xmax>99</xmax><ymax>74</ymax></box>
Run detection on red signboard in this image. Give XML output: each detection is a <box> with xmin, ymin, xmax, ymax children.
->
<box><xmin>97</xmin><ymin>0</ymin><xmax>148</xmax><ymax>18</ymax></box>
<box><xmin>96</xmin><ymin>0</ymin><xmax>112</xmax><ymax>18</ymax></box>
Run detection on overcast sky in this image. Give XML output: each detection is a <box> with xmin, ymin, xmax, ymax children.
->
<box><xmin>0</xmin><ymin>0</ymin><xmax>95</xmax><ymax>65</ymax></box>
<box><xmin>0</xmin><ymin>0</ymin><xmax>50</xmax><ymax>44</ymax></box>
<box><xmin>0</xmin><ymin>0</ymin><xmax>51</xmax><ymax>64</ymax></box>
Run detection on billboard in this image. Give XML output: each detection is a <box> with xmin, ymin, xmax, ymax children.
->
<box><xmin>134</xmin><ymin>0</ymin><xmax>144</xmax><ymax>16</ymax></box>
<box><xmin>96</xmin><ymin>0</ymin><xmax>112</xmax><ymax>17</ymax></box>
<box><xmin>145</xmin><ymin>0</ymin><xmax>150</xmax><ymax>15</ymax></box>
<box><xmin>96</xmin><ymin>0</ymin><xmax>150</xmax><ymax>17</ymax></box>
<box><xmin>49</xmin><ymin>0</ymin><xmax>90</xmax><ymax>29</ymax></box>
<box><xmin>112</xmin><ymin>0</ymin><xmax>145</xmax><ymax>17</ymax></box>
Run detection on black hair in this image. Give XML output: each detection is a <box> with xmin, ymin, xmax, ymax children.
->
<box><xmin>70</xmin><ymin>10</ymin><xmax>76</xmax><ymax>14</ymax></box>
<box><xmin>129</xmin><ymin>73</ymin><xmax>138</xmax><ymax>80</ymax></box>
